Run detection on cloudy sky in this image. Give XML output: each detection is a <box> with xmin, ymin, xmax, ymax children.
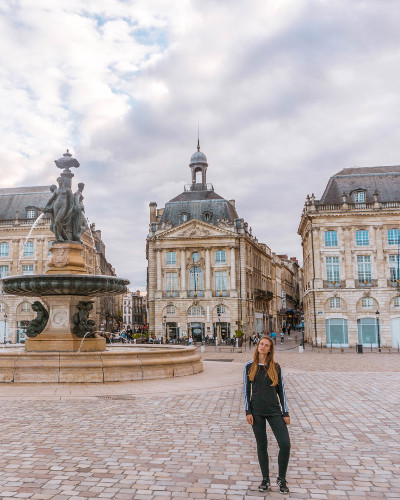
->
<box><xmin>2</xmin><ymin>0</ymin><xmax>400</xmax><ymax>289</ymax></box>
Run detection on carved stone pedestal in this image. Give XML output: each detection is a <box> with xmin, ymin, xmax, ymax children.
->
<box><xmin>25</xmin><ymin>295</ymin><xmax>106</xmax><ymax>352</ymax></box>
<box><xmin>47</xmin><ymin>242</ymin><xmax>86</xmax><ymax>275</ymax></box>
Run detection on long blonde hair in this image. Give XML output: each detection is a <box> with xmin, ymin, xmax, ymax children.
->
<box><xmin>248</xmin><ymin>336</ymin><xmax>278</xmax><ymax>386</ymax></box>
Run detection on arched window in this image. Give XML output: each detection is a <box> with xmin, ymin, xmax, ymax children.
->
<box><xmin>180</xmin><ymin>213</ymin><xmax>190</xmax><ymax>223</ymax></box>
<box><xmin>188</xmin><ymin>305</ymin><xmax>205</xmax><ymax>316</ymax></box>
<box><xmin>394</xmin><ymin>297</ymin><xmax>400</xmax><ymax>308</ymax></box>
<box><xmin>361</xmin><ymin>297</ymin><xmax>373</xmax><ymax>309</ymax></box>
<box><xmin>189</xmin><ymin>266</ymin><xmax>204</xmax><ymax>296</ymax></box>
<box><xmin>202</xmin><ymin>211</ymin><xmax>212</xmax><ymax>222</ymax></box>
<box><xmin>216</xmin><ymin>304</ymin><xmax>226</xmax><ymax>314</ymax></box>
<box><xmin>20</xmin><ymin>301</ymin><xmax>31</xmax><ymax>313</ymax></box>
<box><xmin>329</xmin><ymin>297</ymin><xmax>341</xmax><ymax>309</ymax></box>
<box><xmin>166</xmin><ymin>305</ymin><xmax>176</xmax><ymax>314</ymax></box>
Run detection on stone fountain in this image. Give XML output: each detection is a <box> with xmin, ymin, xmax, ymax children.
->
<box><xmin>0</xmin><ymin>151</ymin><xmax>202</xmax><ymax>383</ymax></box>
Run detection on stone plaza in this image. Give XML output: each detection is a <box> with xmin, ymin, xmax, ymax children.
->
<box><xmin>0</xmin><ymin>345</ymin><xmax>398</xmax><ymax>499</ymax></box>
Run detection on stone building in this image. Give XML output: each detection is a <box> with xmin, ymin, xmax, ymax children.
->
<box><xmin>298</xmin><ymin>165</ymin><xmax>400</xmax><ymax>348</ymax></box>
<box><xmin>123</xmin><ymin>290</ymin><xmax>147</xmax><ymax>330</ymax></box>
<box><xmin>0</xmin><ymin>186</ymin><xmax>117</xmax><ymax>343</ymax></box>
<box><xmin>146</xmin><ymin>144</ymin><xmax>302</xmax><ymax>341</ymax></box>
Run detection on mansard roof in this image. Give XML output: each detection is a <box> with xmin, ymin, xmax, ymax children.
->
<box><xmin>159</xmin><ymin>189</ymin><xmax>238</xmax><ymax>228</ymax></box>
<box><xmin>320</xmin><ymin>165</ymin><xmax>400</xmax><ymax>204</ymax></box>
<box><xmin>0</xmin><ymin>186</ymin><xmax>51</xmax><ymax>220</ymax></box>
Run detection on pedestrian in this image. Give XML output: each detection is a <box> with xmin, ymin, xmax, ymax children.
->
<box><xmin>287</xmin><ymin>326</ymin><xmax>291</xmax><ymax>336</ymax></box>
<box><xmin>249</xmin><ymin>335</ymin><xmax>253</xmax><ymax>348</ymax></box>
<box><xmin>271</xmin><ymin>331</ymin><xmax>276</xmax><ymax>344</ymax></box>
<box><xmin>280</xmin><ymin>331</ymin><xmax>284</xmax><ymax>344</ymax></box>
<box><xmin>243</xmin><ymin>336</ymin><xmax>291</xmax><ymax>494</ymax></box>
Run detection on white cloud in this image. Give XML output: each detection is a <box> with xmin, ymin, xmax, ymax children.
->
<box><xmin>2</xmin><ymin>0</ymin><xmax>400</xmax><ymax>287</ymax></box>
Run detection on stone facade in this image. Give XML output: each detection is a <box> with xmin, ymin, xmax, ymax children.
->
<box><xmin>123</xmin><ymin>290</ymin><xmax>147</xmax><ymax>329</ymax></box>
<box><xmin>0</xmin><ymin>186</ymin><xmax>117</xmax><ymax>343</ymax></box>
<box><xmin>147</xmin><ymin>146</ymin><xmax>302</xmax><ymax>341</ymax></box>
<box><xmin>298</xmin><ymin>165</ymin><xmax>400</xmax><ymax>348</ymax></box>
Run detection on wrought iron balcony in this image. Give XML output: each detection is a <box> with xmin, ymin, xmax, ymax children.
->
<box><xmin>323</xmin><ymin>280</ymin><xmax>345</xmax><ymax>288</ymax></box>
<box><xmin>163</xmin><ymin>291</ymin><xmax>179</xmax><ymax>298</ymax></box>
<box><xmin>355</xmin><ymin>279</ymin><xmax>377</xmax><ymax>288</ymax></box>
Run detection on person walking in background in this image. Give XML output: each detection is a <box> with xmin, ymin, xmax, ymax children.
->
<box><xmin>243</xmin><ymin>336</ymin><xmax>291</xmax><ymax>494</ymax></box>
<box><xmin>280</xmin><ymin>331</ymin><xmax>284</xmax><ymax>344</ymax></box>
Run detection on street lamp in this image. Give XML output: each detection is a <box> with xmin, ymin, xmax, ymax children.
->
<box><xmin>217</xmin><ymin>306</ymin><xmax>221</xmax><ymax>345</ymax></box>
<box><xmin>163</xmin><ymin>315</ymin><xmax>167</xmax><ymax>344</ymax></box>
<box><xmin>375</xmin><ymin>310</ymin><xmax>381</xmax><ymax>353</ymax></box>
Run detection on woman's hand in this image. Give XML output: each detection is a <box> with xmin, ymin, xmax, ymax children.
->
<box><xmin>246</xmin><ymin>414</ymin><xmax>253</xmax><ymax>425</ymax></box>
<box><xmin>284</xmin><ymin>417</ymin><xmax>290</xmax><ymax>425</ymax></box>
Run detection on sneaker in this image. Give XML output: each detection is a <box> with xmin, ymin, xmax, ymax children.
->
<box><xmin>258</xmin><ymin>478</ymin><xmax>271</xmax><ymax>491</ymax></box>
<box><xmin>277</xmin><ymin>477</ymin><xmax>289</xmax><ymax>494</ymax></box>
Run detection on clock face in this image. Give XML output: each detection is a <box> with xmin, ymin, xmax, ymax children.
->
<box><xmin>192</xmin><ymin>252</ymin><xmax>200</xmax><ymax>262</ymax></box>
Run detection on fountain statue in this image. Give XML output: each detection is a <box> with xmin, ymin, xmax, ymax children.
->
<box><xmin>0</xmin><ymin>150</ymin><xmax>203</xmax><ymax>383</ymax></box>
<box><xmin>2</xmin><ymin>150</ymin><xmax>129</xmax><ymax>353</ymax></box>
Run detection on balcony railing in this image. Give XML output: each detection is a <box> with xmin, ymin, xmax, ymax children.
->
<box><xmin>355</xmin><ymin>279</ymin><xmax>377</xmax><ymax>288</ymax></box>
<box><xmin>213</xmin><ymin>290</ymin><xmax>229</xmax><ymax>297</ymax></box>
<box><xmin>163</xmin><ymin>291</ymin><xmax>179</xmax><ymax>298</ymax></box>
<box><xmin>255</xmin><ymin>289</ymin><xmax>273</xmax><ymax>301</ymax></box>
<box><xmin>388</xmin><ymin>279</ymin><xmax>400</xmax><ymax>288</ymax></box>
<box><xmin>188</xmin><ymin>291</ymin><xmax>205</xmax><ymax>297</ymax></box>
<box><xmin>323</xmin><ymin>280</ymin><xmax>345</xmax><ymax>288</ymax></box>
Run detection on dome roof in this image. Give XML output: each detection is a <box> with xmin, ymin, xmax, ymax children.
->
<box><xmin>190</xmin><ymin>150</ymin><xmax>207</xmax><ymax>165</ymax></box>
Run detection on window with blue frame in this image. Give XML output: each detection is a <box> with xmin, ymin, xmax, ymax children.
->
<box><xmin>325</xmin><ymin>231</ymin><xmax>338</xmax><ymax>247</ymax></box>
<box><xmin>356</xmin><ymin>230</ymin><xmax>369</xmax><ymax>246</ymax></box>
<box><xmin>388</xmin><ymin>229</ymin><xmax>400</xmax><ymax>245</ymax></box>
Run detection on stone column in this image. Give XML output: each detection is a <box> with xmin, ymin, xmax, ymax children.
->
<box><xmin>156</xmin><ymin>250</ymin><xmax>162</xmax><ymax>292</ymax></box>
<box><xmin>205</xmin><ymin>249</ymin><xmax>211</xmax><ymax>290</ymax></box>
<box><xmin>344</xmin><ymin>228</ymin><xmax>355</xmax><ymax>287</ymax></box>
<box><xmin>12</xmin><ymin>240</ymin><xmax>20</xmax><ymax>274</ymax></box>
<box><xmin>230</xmin><ymin>247</ymin><xmax>236</xmax><ymax>290</ymax></box>
<box><xmin>180</xmin><ymin>249</ymin><xmax>186</xmax><ymax>298</ymax></box>
<box><xmin>205</xmin><ymin>248</ymin><xmax>211</xmax><ymax>299</ymax></box>
<box><xmin>312</xmin><ymin>228</ymin><xmax>322</xmax><ymax>286</ymax></box>
<box><xmin>375</xmin><ymin>226</ymin><xmax>386</xmax><ymax>287</ymax></box>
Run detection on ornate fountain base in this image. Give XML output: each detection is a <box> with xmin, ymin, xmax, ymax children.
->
<box><xmin>47</xmin><ymin>242</ymin><xmax>86</xmax><ymax>274</ymax></box>
<box><xmin>25</xmin><ymin>295</ymin><xmax>106</xmax><ymax>352</ymax></box>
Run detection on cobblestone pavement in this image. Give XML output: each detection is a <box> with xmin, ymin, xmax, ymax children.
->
<box><xmin>0</xmin><ymin>349</ymin><xmax>399</xmax><ymax>499</ymax></box>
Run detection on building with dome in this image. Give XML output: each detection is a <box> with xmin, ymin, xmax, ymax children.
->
<box><xmin>146</xmin><ymin>143</ymin><xmax>302</xmax><ymax>342</ymax></box>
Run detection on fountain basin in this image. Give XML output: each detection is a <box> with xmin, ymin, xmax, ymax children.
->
<box><xmin>0</xmin><ymin>345</ymin><xmax>203</xmax><ymax>383</ymax></box>
<box><xmin>2</xmin><ymin>274</ymin><xmax>129</xmax><ymax>296</ymax></box>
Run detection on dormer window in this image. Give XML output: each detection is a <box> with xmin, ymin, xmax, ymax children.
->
<box><xmin>353</xmin><ymin>191</ymin><xmax>365</xmax><ymax>203</ymax></box>
<box><xmin>180</xmin><ymin>213</ymin><xmax>190</xmax><ymax>223</ymax></box>
<box><xmin>202</xmin><ymin>211</ymin><xmax>212</xmax><ymax>222</ymax></box>
<box><xmin>26</xmin><ymin>208</ymin><xmax>36</xmax><ymax>219</ymax></box>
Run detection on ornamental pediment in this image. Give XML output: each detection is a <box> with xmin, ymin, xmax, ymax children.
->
<box><xmin>159</xmin><ymin>220</ymin><xmax>234</xmax><ymax>239</ymax></box>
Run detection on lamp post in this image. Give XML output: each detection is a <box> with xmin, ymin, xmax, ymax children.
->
<box><xmin>163</xmin><ymin>315</ymin><xmax>166</xmax><ymax>344</ymax></box>
<box><xmin>375</xmin><ymin>310</ymin><xmax>381</xmax><ymax>352</ymax></box>
<box><xmin>217</xmin><ymin>306</ymin><xmax>221</xmax><ymax>345</ymax></box>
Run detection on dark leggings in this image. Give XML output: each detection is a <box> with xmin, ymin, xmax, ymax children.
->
<box><xmin>252</xmin><ymin>414</ymin><xmax>291</xmax><ymax>479</ymax></box>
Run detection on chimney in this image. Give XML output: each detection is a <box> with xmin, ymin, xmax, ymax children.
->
<box><xmin>149</xmin><ymin>202</ymin><xmax>157</xmax><ymax>223</ymax></box>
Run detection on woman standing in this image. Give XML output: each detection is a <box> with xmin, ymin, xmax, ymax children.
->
<box><xmin>243</xmin><ymin>335</ymin><xmax>291</xmax><ymax>494</ymax></box>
